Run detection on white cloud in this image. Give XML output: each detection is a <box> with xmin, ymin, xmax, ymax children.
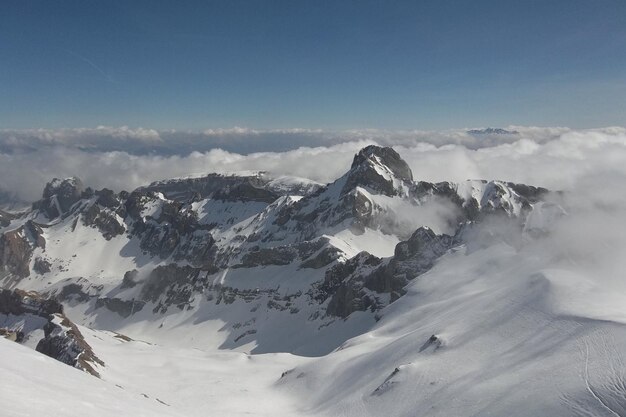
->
<box><xmin>0</xmin><ymin>126</ymin><xmax>625</xmax><ymax>204</ymax></box>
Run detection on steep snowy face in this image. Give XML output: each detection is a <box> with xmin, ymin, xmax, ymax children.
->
<box><xmin>0</xmin><ymin>145</ymin><xmax>551</xmax><ymax>356</ymax></box>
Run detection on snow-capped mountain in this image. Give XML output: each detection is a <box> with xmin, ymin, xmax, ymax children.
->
<box><xmin>4</xmin><ymin>145</ymin><xmax>624</xmax><ymax>417</ymax></box>
<box><xmin>0</xmin><ymin>145</ymin><xmax>545</xmax><ymax>352</ymax></box>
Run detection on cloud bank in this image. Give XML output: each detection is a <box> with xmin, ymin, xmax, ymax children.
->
<box><xmin>0</xmin><ymin>126</ymin><xmax>625</xmax><ymax>204</ymax></box>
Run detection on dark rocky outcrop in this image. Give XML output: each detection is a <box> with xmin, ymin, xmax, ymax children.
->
<box><xmin>505</xmin><ymin>182</ymin><xmax>549</xmax><ymax>209</ymax></box>
<box><xmin>127</xmin><ymin>192</ymin><xmax>216</xmax><ymax>266</ymax></box>
<box><xmin>371</xmin><ymin>227</ymin><xmax>451</xmax><ymax>298</ymax></box>
<box><xmin>0</xmin><ymin>221</ymin><xmax>45</xmax><ymax>278</ymax></box>
<box><xmin>121</xmin><ymin>269</ymin><xmax>139</xmax><ymax>289</ymax></box>
<box><xmin>57</xmin><ymin>283</ymin><xmax>90</xmax><ymax>303</ymax></box>
<box><xmin>323</xmin><ymin>228</ymin><xmax>453</xmax><ymax>318</ymax></box>
<box><xmin>239</xmin><ymin>246</ymin><xmax>298</xmax><ymax>267</ymax></box>
<box><xmin>315</xmin><ymin>252</ymin><xmax>384</xmax><ymax>318</ymax></box>
<box><xmin>140</xmin><ymin>173</ymin><xmax>280</xmax><ymax>203</ymax></box>
<box><xmin>82</xmin><ymin>204</ymin><xmax>125</xmax><ymax>240</ymax></box>
<box><xmin>0</xmin><ymin>289</ymin><xmax>103</xmax><ymax>376</ymax></box>
<box><xmin>300</xmin><ymin>246</ymin><xmax>341</xmax><ymax>269</ymax></box>
<box><xmin>213</xmin><ymin>182</ymin><xmax>278</xmax><ymax>203</ymax></box>
<box><xmin>94</xmin><ymin>188</ymin><xmax>120</xmax><ymax>209</ymax></box>
<box><xmin>0</xmin><ymin>288</ymin><xmax>63</xmax><ymax>316</ymax></box>
<box><xmin>342</xmin><ymin>146</ymin><xmax>413</xmax><ymax>197</ymax></box>
<box><xmin>33</xmin><ymin>257</ymin><xmax>52</xmax><ymax>274</ymax></box>
<box><xmin>34</xmin><ymin>177</ymin><xmax>84</xmax><ymax>219</ymax></box>
<box><xmin>95</xmin><ymin>297</ymin><xmax>145</xmax><ymax>318</ymax></box>
<box><xmin>36</xmin><ymin>315</ymin><xmax>104</xmax><ymax>377</ymax></box>
<box><xmin>140</xmin><ymin>264</ymin><xmax>208</xmax><ymax>312</ymax></box>
<box><xmin>0</xmin><ymin>209</ymin><xmax>16</xmax><ymax>228</ymax></box>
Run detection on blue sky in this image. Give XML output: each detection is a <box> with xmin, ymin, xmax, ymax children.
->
<box><xmin>1</xmin><ymin>0</ymin><xmax>625</xmax><ymax>129</ymax></box>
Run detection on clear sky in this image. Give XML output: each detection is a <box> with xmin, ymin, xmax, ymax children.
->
<box><xmin>1</xmin><ymin>0</ymin><xmax>625</xmax><ymax>130</ymax></box>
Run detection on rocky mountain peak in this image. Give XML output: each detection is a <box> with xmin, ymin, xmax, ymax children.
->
<box><xmin>342</xmin><ymin>145</ymin><xmax>413</xmax><ymax>196</ymax></box>
<box><xmin>350</xmin><ymin>145</ymin><xmax>413</xmax><ymax>181</ymax></box>
<box><xmin>36</xmin><ymin>177</ymin><xmax>84</xmax><ymax>219</ymax></box>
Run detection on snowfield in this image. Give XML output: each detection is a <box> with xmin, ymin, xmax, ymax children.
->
<box><xmin>5</xmin><ymin>238</ymin><xmax>626</xmax><ymax>417</ymax></box>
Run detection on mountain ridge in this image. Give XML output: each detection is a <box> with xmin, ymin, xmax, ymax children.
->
<box><xmin>1</xmin><ymin>145</ymin><xmax>549</xmax><ymax>357</ymax></box>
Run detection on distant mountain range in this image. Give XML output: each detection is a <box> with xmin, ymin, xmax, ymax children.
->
<box><xmin>467</xmin><ymin>127</ymin><xmax>520</xmax><ymax>135</ymax></box>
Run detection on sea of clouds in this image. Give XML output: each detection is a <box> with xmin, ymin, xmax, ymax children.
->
<box><xmin>0</xmin><ymin>125</ymin><xmax>625</xmax><ymax>204</ymax></box>
<box><xmin>2</xmin><ymin>125</ymin><xmax>626</xmax><ymax>324</ymax></box>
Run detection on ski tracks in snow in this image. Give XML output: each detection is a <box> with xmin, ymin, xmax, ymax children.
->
<box><xmin>563</xmin><ymin>329</ymin><xmax>626</xmax><ymax>417</ymax></box>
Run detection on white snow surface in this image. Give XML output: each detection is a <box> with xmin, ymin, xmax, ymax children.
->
<box><xmin>6</xmin><ymin>238</ymin><xmax>626</xmax><ymax>416</ymax></box>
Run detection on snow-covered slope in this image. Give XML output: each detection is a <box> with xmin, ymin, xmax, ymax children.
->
<box><xmin>0</xmin><ymin>337</ymin><xmax>182</xmax><ymax>417</ymax></box>
<box><xmin>281</xmin><ymin>241</ymin><xmax>626</xmax><ymax>416</ymax></box>
<box><xmin>4</xmin><ymin>224</ymin><xmax>626</xmax><ymax>416</ymax></box>
<box><xmin>5</xmin><ymin>144</ymin><xmax>623</xmax><ymax>416</ymax></box>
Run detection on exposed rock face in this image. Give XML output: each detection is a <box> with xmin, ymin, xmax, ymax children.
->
<box><xmin>126</xmin><ymin>191</ymin><xmax>216</xmax><ymax>266</ymax></box>
<box><xmin>213</xmin><ymin>182</ymin><xmax>279</xmax><ymax>203</ymax></box>
<box><xmin>320</xmin><ymin>227</ymin><xmax>454</xmax><ymax>318</ymax></box>
<box><xmin>141</xmin><ymin>173</ymin><xmax>281</xmax><ymax>203</ymax></box>
<box><xmin>140</xmin><ymin>264</ymin><xmax>205</xmax><ymax>312</ymax></box>
<box><xmin>35</xmin><ymin>177</ymin><xmax>84</xmax><ymax>219</ymax></box>
<box><xmin>343</xmin><ymin>145</ymin><xmax>413</xmax><ymax>197</ymax></box>
<box><xmin>0</xmin><ymin>229</ymin><xmax>33</xmax><ymax>278</ymax></box>
<box><xmin>94</xmin><ymin>188</ymin><xmax>120</xmax><ymax>208</ymax></box>
<box><xmin>505</xmin><ymin>183</ymin><xmax>549</xmax><ymax>209</ymax></box>
<box><xmin>33</xmin><ymin>257</ymin><xmax>52</xmax><ymax>274</ymax></box>
<box><xmin>95</xmin><ymin>297</ymin><xmax>145</xmax><ymax>318</ymax></box>
<box><xmin>0</xmin><ymin>289</ymin><xmax>103</xmax><ymax>376</ymax></box>
<box><xmin>0</xmin><ymin>288</ymin><xmax>63</xmax><ymax>316</ymax></box>
<box><xmin>57</xmin><ymin>283</ymin><xmax>90</xmax><ymax>303</ymax></box>
<box><xmin>121</xmin><ymin>269</ymin><xmax>139</xmax><ymax>289</ymax></box>
<box><xmin>317</xmin><ymin>252</ymin><xmax>383</xmax><ymax>318</ymax></box>
<box><xmin>0</xmin><ymin>221</ymin><xmax>45</xmax><ymax>278</ymax></box>
<box><xmin>0</xmin><ymin>209</ymin><xmax>16</xmax><ymax>228</ymax></box>
<box><xmin>82</xmin><ymin>204</ymin><xmax>125</xmax><ymax>240</ymax></box>
<box><xmin>366</xmin><ymin>227</ymin><xmax>453</xmax><ymax>294</ymax></box>
<box><xmin>300</xmin><ymin>246</ymin><xmax>341</xmax><ymax>269</ymax></box>
<box><xmin>237</xmin><ymin>238</ymin><xmax>338</xmax><ymax>269</ymax></box>
<box><xmin>239</xmin><ymin>246</ymin><xmax>297</xmax><ymax>267</ymax></box>
<box><xmin>260</xmin><ymin>147</ymin><xmax>417</xmax><ymax>242</ymax></box>
<box><xmin>36</xmin><ymin>315</ymin><xmax>105</xmax><ymax>377</ymax></box>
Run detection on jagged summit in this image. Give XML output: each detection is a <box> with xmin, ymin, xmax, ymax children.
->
<box><xmin>350</xmin><ymin>146</ymin><xmax>413</xmax><ymax>180</ymax></box>
<box><xmin>35</xmin><ymin>177</ymin><xmax>84</xmax><ymax>219</ymax></box>
<box><xmin>343</xmin><ymin>145</ymin><xmax>413</xmax><ymax>197</ymax></box>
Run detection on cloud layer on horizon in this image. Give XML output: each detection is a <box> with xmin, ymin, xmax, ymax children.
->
<box><xmin>0</xmin><ymin>126</ymin><xmax>625</xmax><ymax>204</ymax></box>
